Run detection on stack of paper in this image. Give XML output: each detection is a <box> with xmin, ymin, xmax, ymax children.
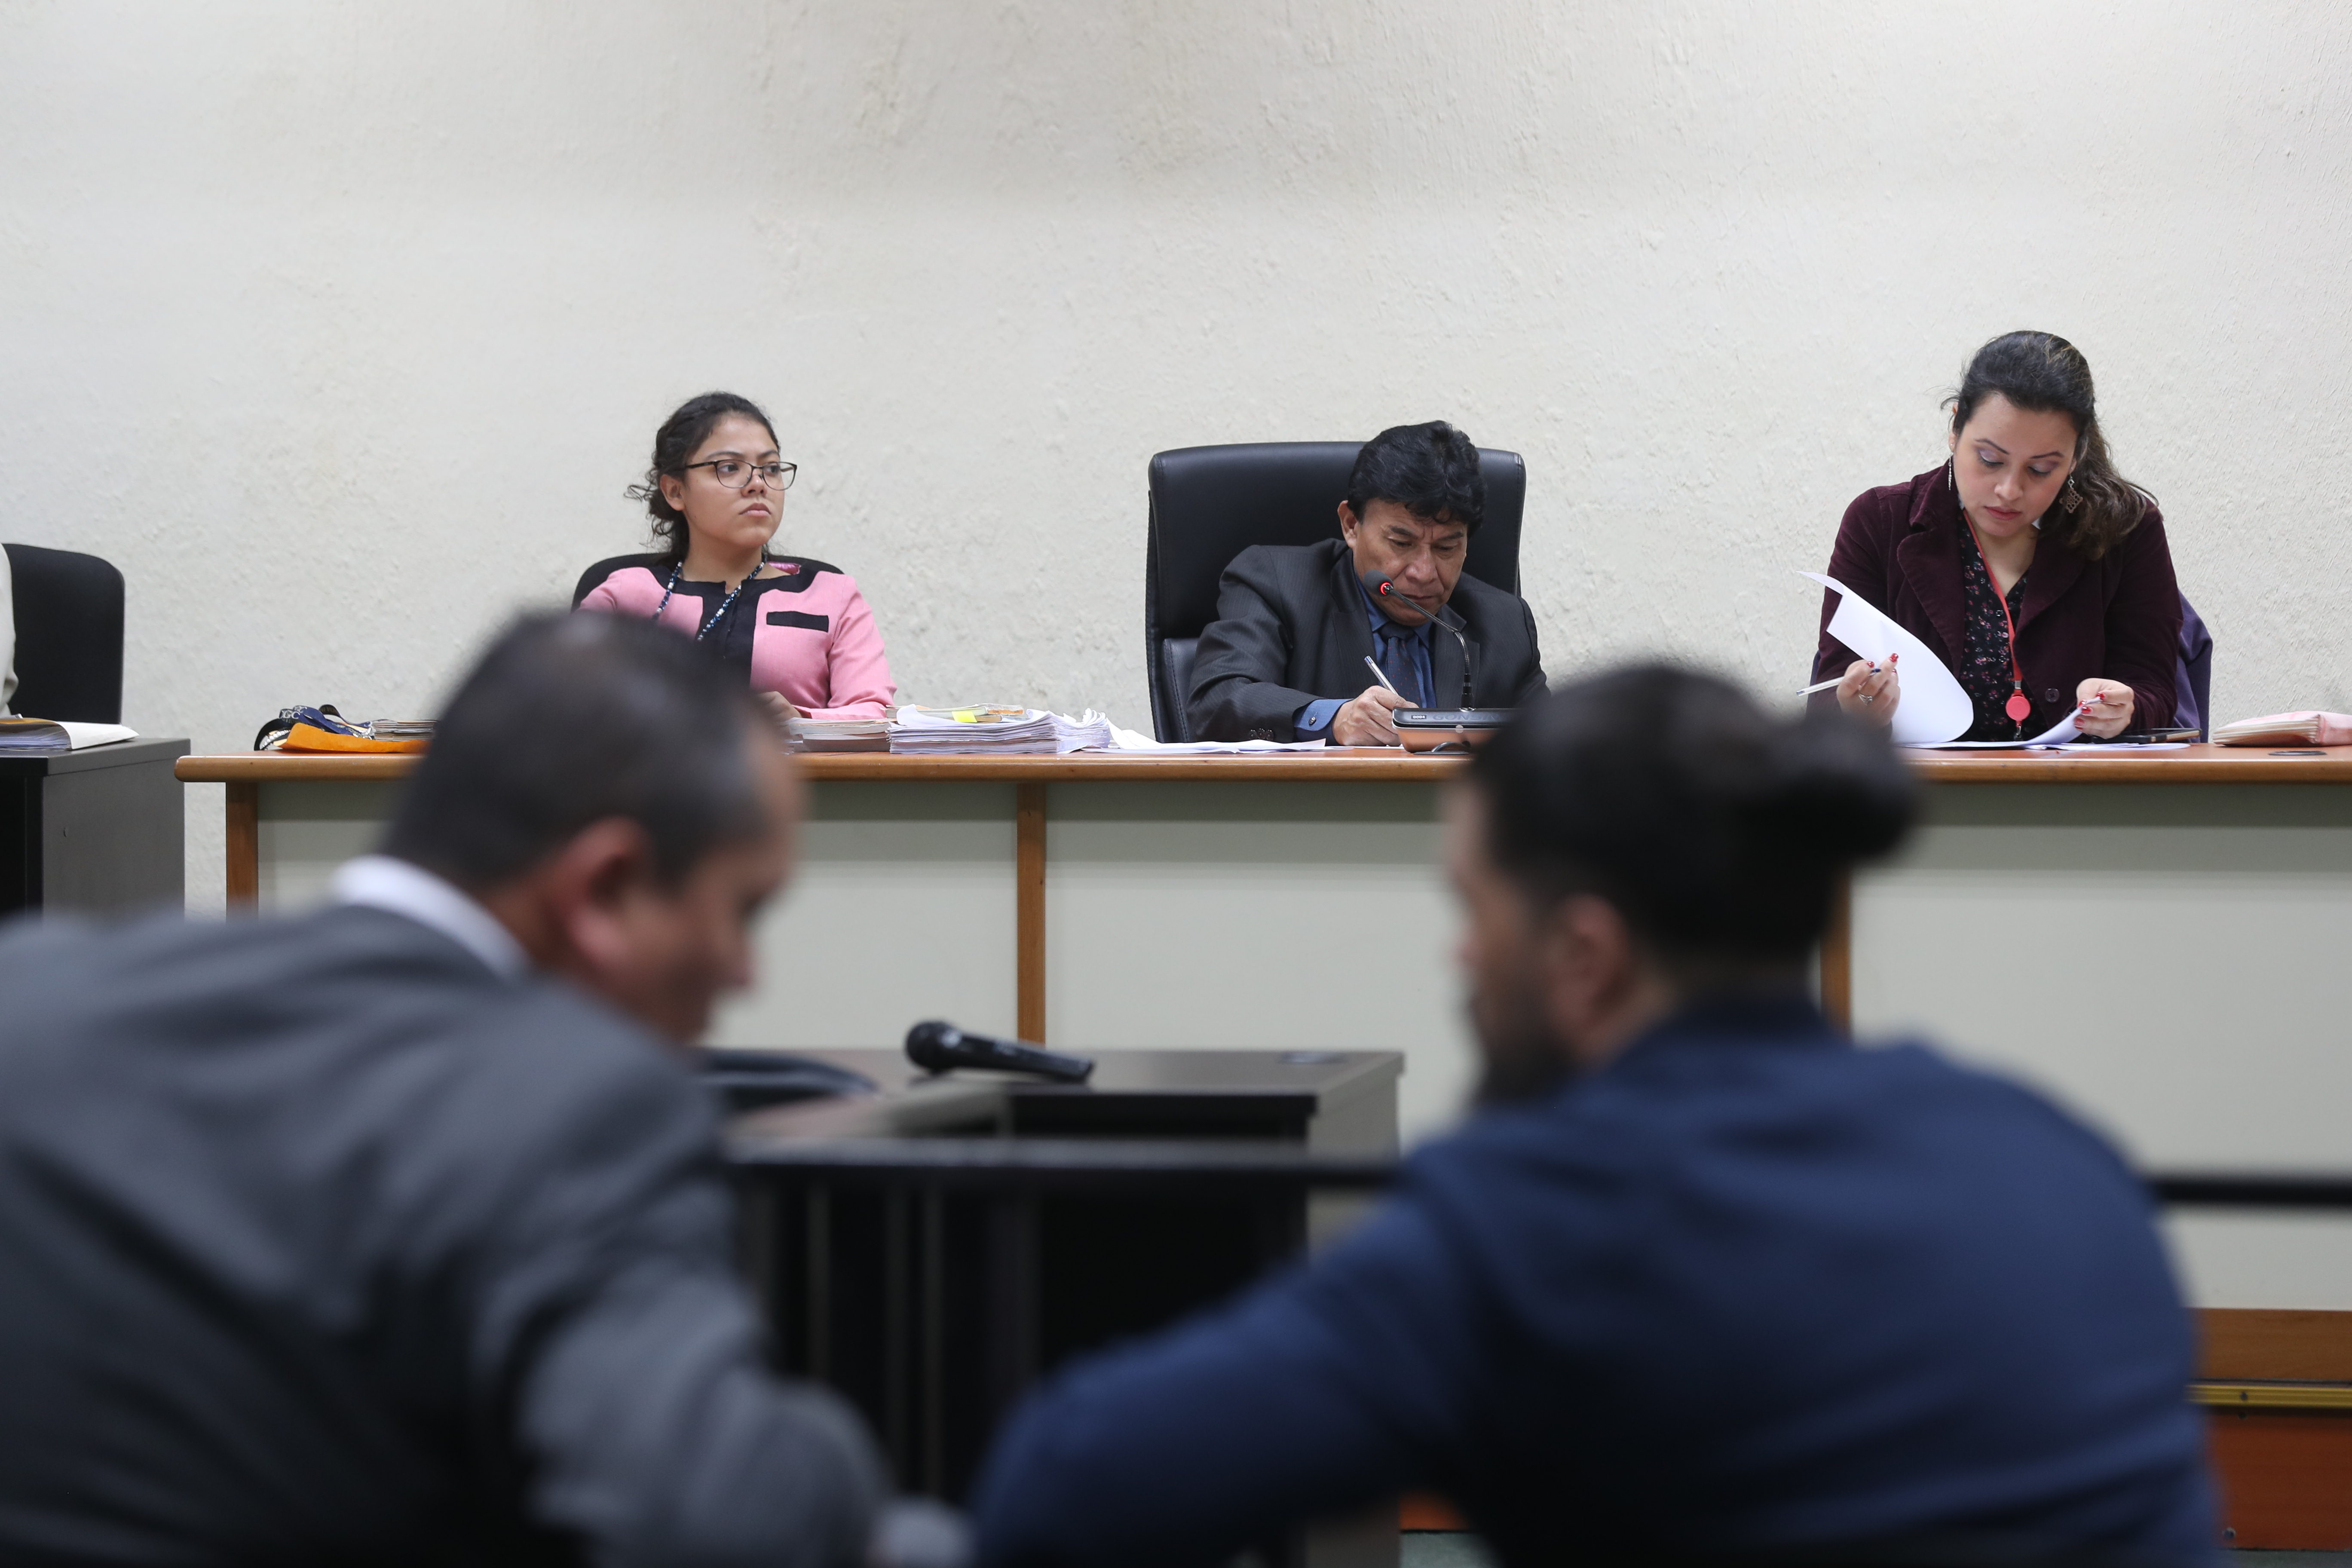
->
<box><xmin>0</xmin><ymin>718</ymin><xmax>139</xmax><ymax>754</ymax></box>
<box><xmin>2215</xmin><ymin>711</ymin><xmax>2352</xmax><ymax>747</ymax></box>
<box><xmin>1054</xmin><ymin>711</ymin><xmax>1114</xmax><ymax>751</ymax></box>
<box><xmin>788</xmin><ymin>717</ymin><xmax>892</xmax><ymax>754</ymax></box>
<box><xmin>888</xmin><ymin>707</ymin><xmax>1115</xmax><ymax>755</ymax></box>
<box><xmin>0</xmin><ymin>718</ymin><xmax>70</xmax><ymax>754</ymax></box>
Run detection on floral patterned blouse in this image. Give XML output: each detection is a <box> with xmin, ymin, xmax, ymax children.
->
<box><xmin>1957</xmin><ymin>522</ymin><xmax>2032</xmax><ymax>741</ymax></box>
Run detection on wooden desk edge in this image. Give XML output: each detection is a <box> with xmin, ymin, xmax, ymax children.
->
<box><xmin>175</xmin><ymin>751</ymin><xmax>1472</xmax><ymax>783</ymax></box>
<box><xmin>170</xmin><ymin>744</ymin><xmax>2352</xmax><ymax>786</ymax></box>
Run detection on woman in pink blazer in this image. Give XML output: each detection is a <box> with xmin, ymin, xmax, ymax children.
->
<box><xmin>574</xmin><ymin>392</ymin><xmax>896</xmax><ymax>721</ymax></box>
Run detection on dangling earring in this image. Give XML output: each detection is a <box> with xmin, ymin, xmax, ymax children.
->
<box><xmin>2060</xmin><ymin>474</ymin><xmax>2082</xmax><ymax>514</ymax></box>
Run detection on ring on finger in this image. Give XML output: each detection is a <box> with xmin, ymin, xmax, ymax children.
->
<box><xmin>1860</xmin><ymin>693</ymin><xmax>1874</xmax><ymax>706</ymax></box>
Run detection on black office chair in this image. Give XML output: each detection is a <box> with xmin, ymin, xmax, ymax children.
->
<box><xmin>5</xmin><ymin>543</ymin><xmax>123</xmax><ymax>723</ymax></box>
<box><xmin>1144</xmin><ymin>443</ymin><xmax>1527</xmax><ymax>742</ymax></box>
<box><xmin>2176</xmin><ymin>592</ymin><xmax>2213</xmax><ymax>741</ymax></box>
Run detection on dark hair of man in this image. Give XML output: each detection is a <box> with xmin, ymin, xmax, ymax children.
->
<box><xmin>384</xmin><ymin>612</ymin><xmax>769</xmax><ymax>892</ymax></box>
<box><xmin>1345</xmin><ymin>421</ymin><xmax>1485</xmax><ymax>533</ymax></box>
<box><xmin>1470</xmin><ymin>665</ymin><xmax>1916</xmax><ymax>970</ymax></box>
<box><xmin>621</xmin><ymin>391</ymin><xmax>781</xmax><ymax>569</ymax></box>
<box><xmin>1947</xmin><ymin>331</ymin><xmax>2153</xmax><ymax>561</ymax></box>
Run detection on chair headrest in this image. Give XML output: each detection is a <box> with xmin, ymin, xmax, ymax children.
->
<box><xmin>1146</xmin><ymin>442</ymin><xmax>1525</xmax><ymax>640</ymax></box>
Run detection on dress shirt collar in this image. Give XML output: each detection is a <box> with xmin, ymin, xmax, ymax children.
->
<box><xmin>333</xmin><ymin>854</ymin><xmax>530</xmax><ymax>980</ymax></box>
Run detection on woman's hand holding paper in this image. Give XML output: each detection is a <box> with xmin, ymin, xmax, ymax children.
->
<box><xmin>2074</xmin><ymin>679</ymin><xmax>2134</xmax><ymax>739</ymax></box>
<box><xmin>1835</xmin><ymin>654</ymin><xmax>1900</xmax><ymax>724</ymax></box>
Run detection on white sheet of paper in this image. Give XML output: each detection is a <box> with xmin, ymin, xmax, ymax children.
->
<box><xmin>57</xmin><ymin>722</ymin><xmax>136</xmax><ymax>750</ymax></box>
<box><xmin>1106</xmin><ymin>723</ymin><xmax>1327</xmax><ymax>753</ymax></box>
<box><xmin>1907</xmin><ymin>708</ymin><xmax>2087</xmax><ymax>750</ymax></box>
<box><xmin>1799</xmin><ymin>573</ymin><xmax>1974</xmax><ymax>746</ymax></box>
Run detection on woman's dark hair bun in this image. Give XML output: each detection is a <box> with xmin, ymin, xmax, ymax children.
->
<box><xmin>1471</xmin><ymin>665</ymin><xmax>1917</xmax><ymax>965</ymax></box>
<box><xmin>1733</xmin><ymin>707</ymin><xmax>1916</xmax><ymax>866</ymax></box>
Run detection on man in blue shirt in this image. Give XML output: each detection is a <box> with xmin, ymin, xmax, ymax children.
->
<box><xmin>1185</xmin><ymin>421</ymin><xmax>1548</xmax><ymax>744</ymax></box>
<box><xmin>975</xmin><ymin>667</ymin><xmax>2215</xmax><ymax>1568</ymax></box>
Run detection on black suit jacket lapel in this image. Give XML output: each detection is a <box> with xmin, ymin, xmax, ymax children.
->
<box><xmin>1895</xmin><ymin>476</ymin><xmax>1969</xmax><ymax>668</ymax></box>
<box><xmin>1324</xmin><ymin>548</ymin><xmax>1378</xmax><ymax>681</ymax></box>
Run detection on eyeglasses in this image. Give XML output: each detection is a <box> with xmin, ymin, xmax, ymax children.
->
<box><xmin>681</xmin><ymin>459</ymin><xmax>797</xmax><ymax>490</ymax></box>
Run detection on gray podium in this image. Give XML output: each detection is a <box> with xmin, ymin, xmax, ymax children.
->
<box><xmin>0</xmin><ymin>737</ymin><xmax>188</xmax><ymax>917</ymax></box>
<box><xmin>723</xmin><ymin>1047</ymin><xmax>1403</xmax><ymax>1566</ymax></box>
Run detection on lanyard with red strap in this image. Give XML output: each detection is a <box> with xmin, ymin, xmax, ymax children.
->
<box><xmin>1962</xmin><ymin>513</ymin><xmax>2034</xmax><ymax>725</ymax></box>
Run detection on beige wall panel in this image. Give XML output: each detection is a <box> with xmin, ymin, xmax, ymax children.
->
<box><xmin>254</xmin><ymin>781</ymin><xmax>400</xmax><ymax>910</ymax></box>
<box><xmin>1852</xmin><ymin>784</ymin><xmax>2352</xmax><ymax>1307</ymax></box>
<box><xmin>708</xmin><ymin>781</ymin><xmax>1020</xmax><ymax>1051</ymax></box>
<box><xmin>1042</xmin><ymin>781</ymin><xmax>1475</xmax><ymax>1145</ymax></box>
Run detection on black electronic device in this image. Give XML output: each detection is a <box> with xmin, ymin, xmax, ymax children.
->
<box><xmin>905</xmin><ymin>1020</ymin><xmax>1096</xmax><ymax>1084</ymax></box>
<box><xmin>1393</xmin><ymin>707</ymin><xmax>1513</xmax><ymax>753</ymax></box>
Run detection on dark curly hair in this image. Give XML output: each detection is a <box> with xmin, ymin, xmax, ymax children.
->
<box><xmin>1345</xmin><ymin>420</ymin><xmax>1485</xmax><ymax>533</ymax></box>
<box><xmin>1947</xmin><ymin>332</ymin><xmax>2153</xmax><ymax>561</ymax></box>
<box><xmin>1471</xmin><ymin>664</ymin><xmax>1914</xmax><ymax>968</ymax></box>
<box><xmin>622</xmin><ymin>392</ymin><xmax>780</xmax><ymax>567</ymax></box>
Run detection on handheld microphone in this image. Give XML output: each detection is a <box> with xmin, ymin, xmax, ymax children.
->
<box><xmin>1370</xmin><ymin>576</ymin><xmax>1476</xmax><ymax>707</ymax></box>
<box><xmin>905</xmin><ymin>1020</ymin><xmax>1096</xmax><ymax>1084</ymax></box>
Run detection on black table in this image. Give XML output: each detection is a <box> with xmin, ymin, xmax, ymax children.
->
<box><xmin>722</xmin><ymin>1049</ymin><xmax>1402</xmax><ymax>1515</ymax></box>
<box><xmin>0</xmin><ymin>736</ymin><xmax>188</xmax><ymax>916</ymax></box>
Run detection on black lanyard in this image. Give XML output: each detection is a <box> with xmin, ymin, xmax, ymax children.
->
<box><xmin>651</xmin><ymin>557</ymin><xmax>764</xmax><ymax>642</ymax></box>
<box><xmin>1962</xmin><ymin>518</ymin><xmax>2033</xmax><ymax>728</ymax></box>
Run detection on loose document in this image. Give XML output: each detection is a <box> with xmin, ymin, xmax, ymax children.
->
<box><xmin>1800</xmin><ymin>573</ymin><xmax>2081</xmax><ymax>749</ymax></box>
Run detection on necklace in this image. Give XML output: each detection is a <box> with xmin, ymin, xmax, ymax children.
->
<box><xmin>652</xmin><ymin>554</ymin><xmax>766</xmax><ymax>642</ymax></box>
<box><xmin>1960</xmin><ymin>520</ymin><xmax>2033</xmax><ymax>730</ymax></box>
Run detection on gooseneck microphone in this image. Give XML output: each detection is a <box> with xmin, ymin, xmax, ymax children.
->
<box><xmin>1371</xmin><ymin>576</ymin><xmax>1476</xmax><ymax>707</ymax></box>
<box><xmin>905</xmin><ymin>1020</ymin><xmax>1096</xmax><ymax>1084</ymax></box>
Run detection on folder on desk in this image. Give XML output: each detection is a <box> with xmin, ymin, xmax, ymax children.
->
<box><xmin>2214</xmin><ymin>711</ymin><xmax>2352</xmax><ymax>747</ymax></box>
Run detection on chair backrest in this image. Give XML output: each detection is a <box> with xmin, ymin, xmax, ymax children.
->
<box><xmin>5</xmin><ymin>543</ymin><xmax>124</xmax><ymax>724</ymax></box>
<box><xmin>2177</xmin><ymin>591</ymin><xmax>2213</xmax><ymax>741</ymax></box>
<box><xmin>1144</xmin><ymin>442</ymin><xmax>1526</xmax><ymax>741</ymax></box>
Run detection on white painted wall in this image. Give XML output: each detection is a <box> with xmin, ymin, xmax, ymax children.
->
<box><xmin>5</xmin><ymin>0</ymin><xmax>2349</xmax><ymax>923</ymax></box>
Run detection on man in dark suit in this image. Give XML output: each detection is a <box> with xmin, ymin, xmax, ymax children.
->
<box><xmin>1185</xmin><ymin>421</ymin><xmax>1547</xmax><ymax>744</ymax></box>
<box><xmin>0</xmin><ymin>615</ymin><xmax>893</xmax><ymax>1568</ymax></box>
<box><xmin>976</xmin><ymin>668</ymin><xmax>2214</xmax><ymax>1568</ymax></box>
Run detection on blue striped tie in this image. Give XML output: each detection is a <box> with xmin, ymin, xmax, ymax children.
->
<box><xmin>1374</xmin><ymin>622</ymin><xmax>1425</xmax><ymax>708</ymax></box>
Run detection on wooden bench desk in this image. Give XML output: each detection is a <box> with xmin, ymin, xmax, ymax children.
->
<box><xmin>177</xmin><ymin>745</ymin><xmax>2352</xmax><ymax>1292</ymax></box>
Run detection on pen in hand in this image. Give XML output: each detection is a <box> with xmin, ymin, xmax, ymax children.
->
<box><xmin>1798</xmin><ymin>658</ymin><xmax>1883</xmax><ymax>698</ymax></box>
<box><xmin>1363</xmin><ymin>655</ymin><xmax>1402</xmax><ymax>696</ymax></box>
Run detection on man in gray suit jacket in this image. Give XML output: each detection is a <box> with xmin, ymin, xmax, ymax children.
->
<box><xmin>1186</xmin><ymin>422</ymin><xmax>1547</xmax><ymax>744</ymax></box>
<box><xmin>0</xmin><ymin>614</ymin><xmax>891</xmax><ymax>1568</ymax></box>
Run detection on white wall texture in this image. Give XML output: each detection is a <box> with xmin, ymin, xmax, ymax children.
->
<box><xmin>4</xmin><ymin>1</ymin><xmax>2349</xmax><ymax>917</ymax></box>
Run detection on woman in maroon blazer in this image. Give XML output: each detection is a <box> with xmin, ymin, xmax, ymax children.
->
<box><xmin>1813</xmin><ymin>332</ymin><xmax>2180</xmax><ymax>742</ymax></box>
